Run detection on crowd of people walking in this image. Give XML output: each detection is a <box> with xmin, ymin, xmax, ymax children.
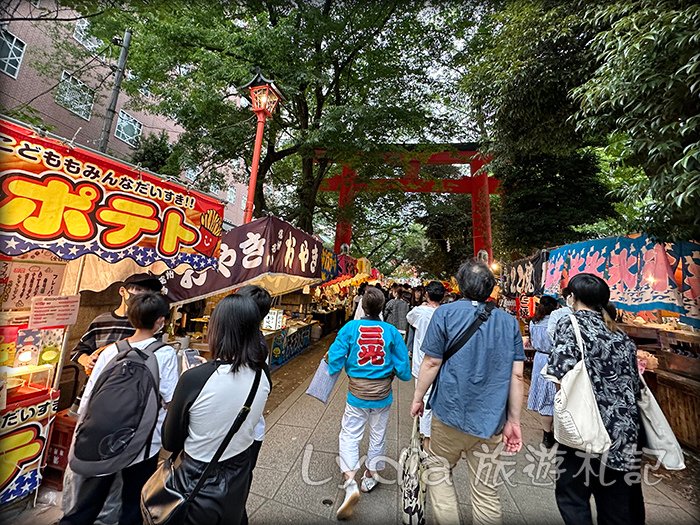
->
<box><xmin>61</xmin><ymin>259</ymin><xmax>652</xmax><ymax>525</ymax></box>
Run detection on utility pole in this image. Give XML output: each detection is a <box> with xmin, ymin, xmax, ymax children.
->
<box><xmin>98</xmin><ymin>28</ymin><xmax>131</xmax><ymax>152</ymax></box>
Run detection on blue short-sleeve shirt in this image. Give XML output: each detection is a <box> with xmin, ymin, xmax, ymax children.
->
<box><xmin>422</xmin><ymin>300</ymin><xmax>525</xmax><ymax>439</ymax></box>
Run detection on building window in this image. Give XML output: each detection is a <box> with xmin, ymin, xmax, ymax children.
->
<box><xmin>226</xmin><ymin>187</ymin><xmax>237</xmax><ymax>204</ymax></box>
<box><xmin>114</xmin><ymin>110</ymin><xmax>143</xmax><ymax>147</ymax></box>
<box><xmin>184</xmin><ymin>168</ymin><xmax>197</xmax><ymax>182</ymax></box>
<box><xmin>55</xmin><ymin>71</ymin><xmax>94</xmax><ymax>120</ymax></box>
<box><xmin>73</xmin><ymin>19</ymin><xmax>103</xmax><ymax>53</ymax></box>
<box><xmin>0</xmin><ymin>30</ymin><xmax>26</xmax><ymax>79</ymax></box>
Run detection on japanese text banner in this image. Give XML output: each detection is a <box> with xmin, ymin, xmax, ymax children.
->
<box><xmin>162</xmin><ymin>216</ymin><xmax>323</xmax><ymax>303</ymax></box>
<box><xmin>0</xmin><ymin>118</ymin><xmax>224</xmax><ymax>270</ymax></box>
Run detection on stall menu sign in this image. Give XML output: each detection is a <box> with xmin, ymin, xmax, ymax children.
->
<box><xmin>0</xmin><ymin>259</ymin><xmax>65</xmax><ymax>311</ymax></box>
<box><xmin>0</xmin><ymin>118</ymin><xmax>224</xmax><ymax>270</ymax></box>
<box><xmin>162</xmin><ymin>216</ymin><xmax>323</xmax><ymax>304</ymax></box>
<box><xmin>29</xmin><ymin>295</ymin><xmax>80</xmax><ymax>329</ymax></box>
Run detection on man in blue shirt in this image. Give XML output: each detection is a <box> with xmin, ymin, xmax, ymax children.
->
<box><xmin>411</xmin><ymin>259</ymin><xmax>525</xmax><ymax>525</ymax></box>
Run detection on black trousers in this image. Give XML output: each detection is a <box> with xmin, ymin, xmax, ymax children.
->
<box><xmin>241</xmin><ymin>440</ymin><xmax>263</xmax><ymax>525</ymax></box>
<box><xmin>555</xmin><ymin>445</ymin><xmax>645</xmax><ymax>525</ymax></box>
<box><xmin>60</xmin><ymin>454</ymin><xmax>158</xmax><ymax>525</ymax></box>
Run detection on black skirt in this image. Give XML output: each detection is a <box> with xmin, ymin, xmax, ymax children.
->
<box><xmin>172</xmin><ymin>449</ymin><xmax>252</xmax><ymax>525</ymax></box>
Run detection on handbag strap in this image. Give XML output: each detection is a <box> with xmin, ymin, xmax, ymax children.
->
<box><xmin>427</xmin><ymin>302</ymin><xmax>495</xmax><ymax>409</ymax></box>
<box><xmin>443</xmin><ymin>302</ymin><xmax>496</xmax><ymax>363</ymax></box>
<box><xmin>568</xmin><ymin>314</ymin><xmax>586</xmax><ymax>359</ymax></box>
<box><xmin>187</xmin><ymin>367</ymin><xmax>262</xmax><ymax>501</ymax></box>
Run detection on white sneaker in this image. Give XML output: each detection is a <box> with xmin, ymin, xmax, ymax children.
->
<box><xmin>360</xmin><ymin>472</ymin><xmax>378</xmax><ymax>493</ymax></box>
<box><xmin>336</xmin><ymin>479</ymin><xmax>360</xmax><ymax>520</ymax></box>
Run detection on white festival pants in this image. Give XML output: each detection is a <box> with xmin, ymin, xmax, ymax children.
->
<box><xmin>338</xmin><ymin>402</ymin><xmax>391</xmax><ymax>473</ymax></box>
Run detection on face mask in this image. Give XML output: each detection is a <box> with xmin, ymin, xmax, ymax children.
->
<box><xmin>566</xmin><ymin>296</ymin><xmax>575</xmax><ymax>308</ymax></box>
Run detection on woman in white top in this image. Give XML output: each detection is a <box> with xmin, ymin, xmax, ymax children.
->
<box><xmin>162</xmin><ymin>294</ymin><xmax>271</xmax><ymax>525</ymax></box>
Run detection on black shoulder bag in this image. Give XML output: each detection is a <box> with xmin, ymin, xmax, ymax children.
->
<box><xmin>426</xmin><ymin>302</ymin><xmax>495</xmax><ymax>409</ymax></box>
<box><xmin>141</xmin><ymin>367</ymin><xmax>262</xmax><ymax>525</ymax></box>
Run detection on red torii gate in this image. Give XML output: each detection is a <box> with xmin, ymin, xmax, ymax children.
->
<box><xmin>318</xmin><ymin>144</ymin><xmax>498</xmax><ymax>261</ymax></box>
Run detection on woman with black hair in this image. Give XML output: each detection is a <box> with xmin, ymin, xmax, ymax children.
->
<box><xmin>161</xmin><ymin>294</ymin><xmax>271</xmax><ymax>525</ymax></box>
<box><xmin>526</xmin><ymin>295</ymin><xmax>559</xmax><ymax>448</ymax></box>
<box><xmin>546</xmin><ymin>273</ymin><xmax>644</xmax><ymax>525</ymax></box>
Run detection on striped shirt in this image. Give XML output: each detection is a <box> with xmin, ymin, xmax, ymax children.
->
<box><xmin>71</xmin><ymin>311</ymin><xmax>135</xmax><ymax>360</ymax></box>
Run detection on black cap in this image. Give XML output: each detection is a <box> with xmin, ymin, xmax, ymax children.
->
<box><xmin>122</xmin><ymin>273</ymin><xmax>162</xmax><ymax>292</ymax></box>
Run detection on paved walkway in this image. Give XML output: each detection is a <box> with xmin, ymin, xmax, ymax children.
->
<box><xmin>10</xmin><ymin>334</ymin><xmax>700</xmax><ymax>524</ymax></box>
<box><xmin>246</xmin><ymin>361</ymin><xmax>700</xmax><ymax>525</ymax></box>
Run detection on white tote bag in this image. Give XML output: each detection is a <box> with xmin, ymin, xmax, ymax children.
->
<box><xmin>399</xmin><ymin>417</ymin><xmax>427</xmax><ymax>525</ymax></box>
<box><xmin>638</xmin><ymin>375</ymin><xmax>686</xmax><ymax>470</ymax></box>
<box><xmin>552</xmin><ymin>314</ymin><xmax>611</xmax><ymax>454</ymax></box>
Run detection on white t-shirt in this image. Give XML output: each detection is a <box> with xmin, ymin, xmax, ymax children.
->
<box><xmin>79</xmin><ymin>337</ymin><xmax>179</xmax><ymax>463</ymax></box>
<box><xmin>406</xmin><ymin>304</ymin><xmax>438</xmax><ymax>377</ymax></box>
<box><xmin>184</xmin><ymin>364</ymin><xmax>270</xmax><ymax>462</ymax></box>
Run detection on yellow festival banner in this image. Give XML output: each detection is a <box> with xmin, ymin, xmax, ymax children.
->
<box><xmin>0</xmin><ymin>118</ymin><xmax>224</xmax><ymax>270</ymax></box>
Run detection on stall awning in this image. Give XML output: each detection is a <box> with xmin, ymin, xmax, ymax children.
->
<box><xmin>543</xmin><ymin>235</ymin><xmax>699</xmax><ymax>327</ymax></box>
<box><xmin>162</xmin><ymin>216</ymin><xmax>323</xmax><ymax>305</ymax></box>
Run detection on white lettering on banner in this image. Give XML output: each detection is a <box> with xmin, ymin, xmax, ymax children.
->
<box><xmin>298</xmin><ymin>240</ymin><xmax>310</xmax><ymax>272</ymax></box>
<box><xmin>180</xmin><ymin>268</ymin><xmax>208</xmax><ymax>289</ymax></box>
<box><xmin>217</xmin><ymin>242</ymin><xmax>237</xmax><ymax>278</ymax></box>
<box><xmin>284</xmin><ymin>233</ymin><xmax>297</xmax><ymax>269</ymax></box>
<box><xmin>240</xmin><ymin>233</ymin><xmax>265</xmax><ymax>269</ymax></box>
<box><xmin>266</xmin><ymin>228</ymin><xmax>285</xmax><ymax>266</ymax></box>
<box><xmin>310</xmin><ymin>244</ymin><xmax>319</xmax><ymax>273</ymax></box>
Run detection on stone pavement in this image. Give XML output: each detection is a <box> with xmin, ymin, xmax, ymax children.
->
<box><xmin>9</xmin><ymin>334</ymin><xmax>700</xmax><ymax>524</ymax></box>
<box><xmin>246</xmin><ymin>359</ymin><xmax>700</xmax><ymax>525</ymax></box>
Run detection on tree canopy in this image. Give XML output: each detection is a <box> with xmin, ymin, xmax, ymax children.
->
<box><xmin>19</xmin><ymin>0</ymin><xmax>699</xmax><ymax>272</ymax></box>
<box><xmin>55</xmin><ymin>0</ymin><xmax>475</xmax><ymax>235</ymax></box>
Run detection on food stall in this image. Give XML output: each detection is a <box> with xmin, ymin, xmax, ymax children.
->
<box><xmin>0</xmin><ymin>116</ymin><xmax>225</xmax><ymax>500</ymax></box>
<box><xmin>309</xmin><ymin>248</ymin><xmax>345</xmax><ymax>335</ymax></box>
<box><xmin>162</xmin><ymin>216</ymin><xmax>324</xmax><ymax>368</ymax></box>
<box><xmin>544</xmin><ymin>234</ymin><xmax>700</xmax><ymax>450</ymax></box>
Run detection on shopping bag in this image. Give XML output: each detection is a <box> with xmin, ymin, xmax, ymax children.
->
<box><xmin>399</xmin><ymin>417</ymin><xmax>427</xmax><ymax>525</ymax></box>
<box><xmin>638</xmin><ymin>375</ymin><xmax>685</xmax><ymax>470</ymax></box>
<box><xmin>553</xmin><ymin>314</ymin><xmax>611</xmax><ymax>454</ymax></box>
<box><xmin>305</xmin><ymin>358</ymin><xmax>340</xmax><ymax>404</ymax></box>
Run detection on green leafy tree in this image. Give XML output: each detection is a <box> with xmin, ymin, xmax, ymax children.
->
<box><xmin>497</xmin><ymin>151</ymin><xmax>617</xmax><ymax>256</ymax></box>
<box><xmin>573</xmin><ymin>1</ymin><xmax>700</xmax><ymax>240</ymax></box>
<box><xmin>52</xmin><ymin>0</ymin><xmax>474</xmax><ymax>234</ymax></box>
<box><xmin>459</xmin><ymin>0</ymin><xmax>620</xmax><ymax>254</ymax></box>
<box><xmin>131</xmin><ymin>130</ymin><xmax>181</xmax><ymax>177</ymax></box>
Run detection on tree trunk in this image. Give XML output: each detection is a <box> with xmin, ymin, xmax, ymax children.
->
<box><xmin>295</xmin><ymin>157</ymin><xmax>330</xmax><ymax>234</ymax></box>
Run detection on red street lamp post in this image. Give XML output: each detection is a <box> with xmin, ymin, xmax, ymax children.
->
<box><xmin>240</xmin><ymin>69</ymin><xmax>284</xmax><ymax>224</ymax></box>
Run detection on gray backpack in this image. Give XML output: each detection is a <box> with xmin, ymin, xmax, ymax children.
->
<box><xmin>69</xmin><ymin>339</ymin><xmax>164</xmax><ymax>476</ymax></box>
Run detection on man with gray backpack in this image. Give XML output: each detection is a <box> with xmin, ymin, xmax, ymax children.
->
<box><xmin>61</xmin><ymin>292</ymin><xmax>179</xmax><ymax>525</ymax></box>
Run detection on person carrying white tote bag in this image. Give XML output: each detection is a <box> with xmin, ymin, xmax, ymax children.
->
<box><xmin>546</xmin><ymin>314</ymin><xmax>611</xmax><ymax>454</ymax></box>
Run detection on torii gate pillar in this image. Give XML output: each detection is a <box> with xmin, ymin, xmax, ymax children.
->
<box><xmin>334</xmin><ymin>165</ymin><xmax>356</xmax><ymax>254</ymax></box>
<box><xmin>471</xmin><ymin>158</ymin><xmax>493</xmax><ymax>262</ymax></box>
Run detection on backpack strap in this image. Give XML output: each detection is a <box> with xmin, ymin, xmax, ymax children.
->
<box><xmin>114</xmin><ymin>339</ymin><xmax>133</xmax><ymax>360</ymax></box>
<box><xmin>142</xmin><ymin>340</ymin><xmax>168</xmax><ymax>354</ymax></box>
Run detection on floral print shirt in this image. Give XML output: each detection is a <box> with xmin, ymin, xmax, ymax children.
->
<box><xmin>547</xmin><ymin>310</ymin><xmax>641</xmax><ymax>471</ymax></box>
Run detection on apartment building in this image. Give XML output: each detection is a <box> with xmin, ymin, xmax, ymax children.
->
<box><xmin>0</xmin><ymin>0</ymin><xmax>249</xmax><ymax>226</ymax></box>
